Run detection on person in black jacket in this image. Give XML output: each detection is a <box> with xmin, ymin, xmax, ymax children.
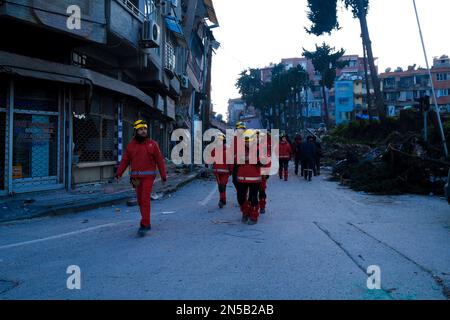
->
<box><xmin>293</xmin><ymin>134</ymin><xmax>303</xmax><ymax>176</ymax></box>
<box><xmin>312</xmin><ymin>136</ymin><xmax>323</xmax><ymax>176</ymax></box>
<box><xmin>302</xmin><ymin>136</ymin><xmax>316</xmax><ymax>182</ymax></box>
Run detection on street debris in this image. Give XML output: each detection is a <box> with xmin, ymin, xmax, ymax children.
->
<box><xmin>321</xmin><ymin>114</ymin><xmax>450</xmax><ymax>195</ymax></box>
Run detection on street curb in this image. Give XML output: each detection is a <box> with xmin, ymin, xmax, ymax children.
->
<box><xmin>0</xmin><ymin>169</ymin><xmax>205</xmax><ymax>224</ymax></box>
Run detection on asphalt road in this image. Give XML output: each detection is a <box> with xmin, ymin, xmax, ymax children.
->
<box><xmin>1</xmin><ymin>168</ymin><xmax>449</xmax><ymax>300</ymax></box>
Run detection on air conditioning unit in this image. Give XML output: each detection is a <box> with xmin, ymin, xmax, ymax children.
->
<box><xmin>180</xmin><ymin>75</ymin><xmax>189</xmax><ymax>88</ymax></box>
<box><xmin>140</xmin><ymin>19</ymin><xmax>161</xmax><ymax>49</ymax></box>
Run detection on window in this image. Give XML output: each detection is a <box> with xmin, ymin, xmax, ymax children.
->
<box><xmin>72</xmin><ymin>52</ymin><xmax>87</xmax><ymax>67</ymax></box>
<box><xmin>384</xmin><ymin>77</ymin><xmax>396</xmax><ymax>88</ymax></box>
<box><xmin>437</xmin><ymin>73</ymin><xmax>449</xmax><ymax>81</ymax></box>
<box><xmin>73</xmin><ymin>90</ymin><xmax>116</xmax><ymax>163</ymax></box>
<box><xmin>437</xmin><ymin>89</ymin><xmax>450</xmax><ymax>97</ymax></box>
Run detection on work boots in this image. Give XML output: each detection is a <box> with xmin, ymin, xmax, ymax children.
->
<box><xmin>247</xmin><ymin>206</ymin><xmax>259</xmax><ymax>225</ymax></box>
<box><xmin>241</xmin><ymin>201</ymin><xmax>250</xmax><ymax>223</ymax></box>
<box><xmin>259</xmin><ymin>198</ymin><xmax>266</xmax><ymax>214</ymax></box>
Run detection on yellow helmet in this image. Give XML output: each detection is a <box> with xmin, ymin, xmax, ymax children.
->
<box><xmin>134</xmin><ymin>119</ymin><xmax>148</xmax><ymax>130</ymax></box>
<box><xmin>235</xmin><ymin>121</ymin><xmax>246</xmax><ymax>130</ymax></box>
<box><xmin>242</xmin><ymin>129</ymin><xmax>255</xmax><ymax>142</ymax></box>
<box><xmin>218</xmin><ymin>133</ymin><xmax>226</xmax><ymax>141</ymax></box>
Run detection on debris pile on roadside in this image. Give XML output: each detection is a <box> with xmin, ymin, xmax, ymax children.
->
<box><xmin>321</xmin><ymin>114</ymin><xmax>450</xmax><ymax>195</ymax></box>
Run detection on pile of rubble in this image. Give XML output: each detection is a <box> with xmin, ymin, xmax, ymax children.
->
<box><xmin>323</xmin><ymin>130</ymin><xmax>449</xmax><ymax>195</ymax></box>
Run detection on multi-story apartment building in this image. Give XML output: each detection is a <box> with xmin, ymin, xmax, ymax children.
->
<box><xmin>256</xmin><ymin>55</ymin><xmax>375</xmax><ymax>128</ymax></box>
<box><xmin>0</xmin><ymin>0</ymin><xmax>218</xmax><ymax>195</ymax></box>
<box><xmin>379</xmin><ymin>55</ymin><xmax>450</xmax><ymax>116</ymax></box>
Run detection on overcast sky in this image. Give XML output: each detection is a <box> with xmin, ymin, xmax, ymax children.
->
<box><xmin>210</xmin><ymin>0</ymin><xmax>450</xmax><ymax>120</ymax></box>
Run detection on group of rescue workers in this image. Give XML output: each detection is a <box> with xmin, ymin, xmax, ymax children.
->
<box><xmin>210</xmin><ymin>121</ymin><xmax>323</xmax><ymax>226</ymax></box>
<box><xmin>115</xmin><ymin>119</ymin><xmax>323</xmax><ymax>236</ymax></box>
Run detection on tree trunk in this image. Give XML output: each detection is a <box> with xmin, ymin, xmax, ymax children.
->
<box><xmin>357</xmin><ymin>0</ymin><xmax>386</xmax><ymax>122</ymax></box>
<box><xmin>321</xmin><ymin>84</ymin><xmax>330</xmax><ymax>127</ymax></box>
<box><xmin>362</xmin><ymin>37</ymin><xmax>373</xmax><ymax>121</ymax></box>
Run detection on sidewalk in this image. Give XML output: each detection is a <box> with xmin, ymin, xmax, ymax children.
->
<box><xmin>0</xmin><ymin>163</ymin><xmax>206</xmax><ymax>223</ymax></box>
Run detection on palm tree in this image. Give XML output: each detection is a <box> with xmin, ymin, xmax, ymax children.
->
<box><xmin>305</xmin><ymin>0</ymin><xmax>386</xmax><ymax>121</ymax></box>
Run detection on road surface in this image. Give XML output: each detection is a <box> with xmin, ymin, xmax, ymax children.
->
<box><xmin>1</xmin><ymin>168</ymin><xmax>449</xmax><ymax>300</ymax></box>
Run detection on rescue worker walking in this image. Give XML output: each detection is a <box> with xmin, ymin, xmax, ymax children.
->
<box><xmin>115</xmin><ymin>120</ymin><xmax>167</xmax><ymax>236</ymax></box>
<box><xmin>232</xmin><ymin>121</ymin><xmax>247</xmax><ymax>191</ymax></box>
<box><xmin>313</xmin><ymin>136</ymin><xmax>323</xmax><ymax>176</ymax></box>
<box><xmin>302</xmin><ymin>136</ymin><xmax>316</xmax><ymax>182</ymax></box>
<box><xmin>294</xmin><ymin>134</ymin><xmax>303</xmax><ymax>176</ymax></box>
<box><xmin>256</xmin><ymin>130</ymin><xmax>271</xmax><ymax>214</ymax></box>
<box><xmin>211</xmin><ymin>133</ymin><xmax>232</xmax><ymax>208</ymax></box>
<box><xmin>236</xmin><ymin>129</ymin><xmax>262</xmax><ymax>225</ymax></box>
<box><xmin>278</xmin><ymin>133</ymin><xmax>293</xmax><ymax>181</ymax></box>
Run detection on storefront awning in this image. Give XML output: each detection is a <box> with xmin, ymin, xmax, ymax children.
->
<box><xmin>0</xmin><ymin>50</ymin><xmax>154</xmax><ymax>107</ymax></box>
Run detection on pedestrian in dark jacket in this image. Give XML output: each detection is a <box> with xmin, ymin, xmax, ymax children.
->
<box><xmin>312</xmin><ymin>136</ymin><xmax>323</xmax><ymax>176</ymax></box>
<box><xmin>301</xmin><ymin>136</ymin><xmax>316</xmax><ymax>182</ymax></box>
<box><xmin>294</xmin><ymin>134</ymin><xmax>303</xmax><ymax>176</ymax></box>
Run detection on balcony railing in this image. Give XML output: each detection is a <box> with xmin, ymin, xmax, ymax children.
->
<box><xmin>121</xmin><ymin>0</ymin><xmax>145</xmax><ymax>18</ymax></box>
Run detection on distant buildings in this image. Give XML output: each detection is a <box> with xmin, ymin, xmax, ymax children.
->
<box><xmin>380</xmin><ymin>55</ymin><xmax>450</xmax><ymax>116</ymax></box>
<box><xmin>246</xmin><ymin>54</ymin><xmax>376</xmax><ymax>128</ymax></box>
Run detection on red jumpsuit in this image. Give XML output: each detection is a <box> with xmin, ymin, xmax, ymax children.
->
<box><xmin>116</xmin><ymin>138</ymin><xmax>167</xmax><ymax>228</ymax></box>
<box><xmin>211</xmin><ymin>145</ymin><xmax>232</xmax><ymax>205</ymax></box>
<box><xmin>236</xmin><ymin>148</ymin><xmax>263</xmax><ymax>223</ymax></box>
<box><xmin>279</xmin><ymin>140</ymin><xmax>293</xmax><ymax>181</ymax></box>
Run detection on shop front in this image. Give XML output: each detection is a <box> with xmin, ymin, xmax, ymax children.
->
<box><xmin>11</xmin><ymin>79</ymin><xmax>64</xmax><ymax>193</ymax></box>
<box><xmin>0</xmin><ymin>79</ymin><xmax>7</xmax><ymax>195</ymax></box>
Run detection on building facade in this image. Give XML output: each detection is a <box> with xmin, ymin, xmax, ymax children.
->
<box><xmin>380</xmin><ymin>56</ymin><xmax>450</xmax><ymax>116</ymax></box>
<box><xmin>0</xmin><ymin>0</ymin><xmax>218</xmax><ymax>195</ymax></box>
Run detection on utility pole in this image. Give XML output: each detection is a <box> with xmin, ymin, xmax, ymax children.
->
<box><xmin>413</xmin><ymin>0</ymin><xmax>448</xmax><ymax>157</ymax></box>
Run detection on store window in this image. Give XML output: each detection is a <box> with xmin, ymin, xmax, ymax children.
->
<box><xmin>73</xmin><ymin>90</ymin><xmax>116</xmax><ymax>163</ymax></box>
<box><xmin>12</xmin><ymin>80</ymin><xmax>59</xmax><ymax>182</ymax></box>
<box><xmin>0</xmin><ymin>81</ymin><xmax>7</xmax><ymax>190</ymax></box>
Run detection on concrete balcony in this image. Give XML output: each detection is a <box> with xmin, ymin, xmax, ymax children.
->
<box><xmin>107</xmin><ymin>0</ymin><xmax>145</xmax><ymax>50</ymax></box>
<box><xmin>0</xmin><ymin>0</ymin><xmax>106</xmax><ymax>43</ymax></box>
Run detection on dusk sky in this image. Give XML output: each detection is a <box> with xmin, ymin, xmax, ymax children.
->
<box><xmin>210</xmin><ymin>0</ymin><xmax>450</xmax><ymax>120</ymax></box>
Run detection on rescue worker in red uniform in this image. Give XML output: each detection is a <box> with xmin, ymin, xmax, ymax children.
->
<box><xmin>232</xmin><ymin>121</ymin><xmax>247</xmax><ymax>191</ymax></box>
<box><xmin>256</xmin><ymin>130</ymin><xmax>271</xmax><ymax>214</ymax></box>
<box><xmin>115</xmin><ymin>120</ymin><xmax>167</xmax><ymax>236</ymax></box>
<box><xmin>236</xmin><ymin>130</ymin><xmax>262</xmax><ymax>225</ymax></box>
<box><xmin>278</xmin><ymin>133</ymin><xmax>293</xmax><ymax>181</ymax></box>
<box><xmin>211</xmin><ymin>133</ymin><xmax>232</xmax><ymax>208</ymax></box>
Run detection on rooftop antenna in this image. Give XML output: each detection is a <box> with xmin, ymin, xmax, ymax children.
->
<box><xmin>413</xmin><ymin>0</ymin><xmax>448</xmax><ymax>157</ymax></box>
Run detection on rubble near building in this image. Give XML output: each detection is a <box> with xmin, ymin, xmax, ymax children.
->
<box><xmin>321</xmin><ymin>111</ymin><xmax>450</xmax><ymax>195</ymax></box>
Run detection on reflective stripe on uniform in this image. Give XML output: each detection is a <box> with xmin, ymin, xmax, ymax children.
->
<box><xmin>237</xmin><ymin>176</ymin><xmax>262</xmax><ymax>182</ymax></box>
<box><xmin>131</xmin><ymin>171</ymin><xmax>158</xmax><ymax>175</ymax></box>
<box><xmin>214</xmin><ymin>169</ymin><xmax>230</xmax><ymax>174</ymax></box>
